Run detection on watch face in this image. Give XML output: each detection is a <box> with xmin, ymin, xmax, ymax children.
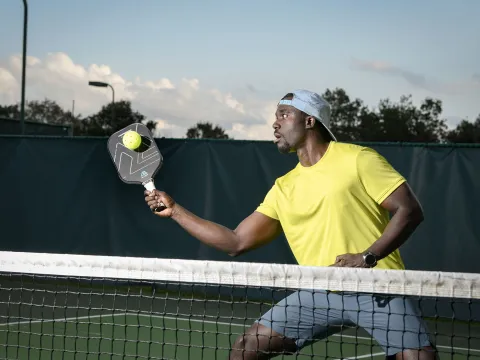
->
<box><xmin>365</xmin><ymin>254</ymin><xmax>376</xmax><ymax>265</ymax></box>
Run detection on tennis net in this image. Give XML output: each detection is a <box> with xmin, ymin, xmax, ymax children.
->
<box><xmin>0</xmin><ymin>251</ymin><xmax>479</xmax><ymax>359</ymax></box>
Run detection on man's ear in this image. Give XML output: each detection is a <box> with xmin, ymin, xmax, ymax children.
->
<box><xmin>305</xmin><ymin>115</ymin><xmax>316</xmax><ymax>130</ymax></box>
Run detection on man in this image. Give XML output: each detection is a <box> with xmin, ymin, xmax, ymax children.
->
<box><xmin>145</xmin><ymin>90</ymin><xmax>437</xmax><ymax>360</ymax></box>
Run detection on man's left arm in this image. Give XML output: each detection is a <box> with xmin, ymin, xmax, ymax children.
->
<box><xmin>333</xmin><ymin>148</ymin><xmax>424</xmax><ymax>268</ymax></box>
<box><xmin>364</xmin><ymin>182</ymin><xmax>424</xmax><ymax>261</ymax></box>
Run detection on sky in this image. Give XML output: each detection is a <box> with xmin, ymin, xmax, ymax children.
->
<box><xmin>0</xmin><ymin>0</ymin><xmax>479</xmax><ymax>140</ymax></box>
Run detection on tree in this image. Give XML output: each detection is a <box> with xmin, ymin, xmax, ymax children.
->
<box><xmin>445</xmin><ymin>115</ymin><xmax>480</xmax><ymax>143</ymax></box>
<box><xmin>24</xmin><ymin>99</ymin><xmax>68</xmax><ymax>124</ymax></box>
<box><xmin>370</xmin><ymin>96</ymin><xmax>448</xmax><ymax>142</ymax></box>
<box><xmin>411</xmin><ymin>98</ymin><xmax>448</xmax><ymax>142</ymax></box>
<box><xmin>0</xmin><ymin>99</ymin><xmax>84</xmax><ymax>135</ymax></box>
<box><xmin>321</xmin><ymin>88</ymin><xmax>367</xmax><ymax>141</ymax></box>
<box><xmin>145</xmin><ymin>120</ymin><xmax>157</xmax><ymax>133</ymax></box>
<box><xmin>186</xmin><ymin>122</ymin><xmax>229</xmax><ymax>139</ymax></box>
<box><xmin>0</xmin><ymin>99</ymin><xmax>77</xmax><ymax>125</ymax></box>
<box><xmin>83</xmin><ymin>100</ymin><xmax>150</xmax><ymax>136</ymax></box>
<box><xmin>0</xmin><ymin>98</ymin><xmax>156</xmax><ymax>137</ymax></box>
<box><xmin>1</xmin><ymin>92</ymin><xmax>477</xmax><ymax>143</ymax></box>
<box><xmin>324</xmin><ymin>88</ymin><xmax>449</xmax><ymax>143</ymax></box>
<box><xmin>0</xmin><ymin>104</ymin><xmax>20</xmax><ymax>119</ymax></box>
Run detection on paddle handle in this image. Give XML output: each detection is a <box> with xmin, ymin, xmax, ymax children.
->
<box><xmin>143</xmin><ymin>180</ymin><xmax>166</xmax><ymax>213</ymax></box>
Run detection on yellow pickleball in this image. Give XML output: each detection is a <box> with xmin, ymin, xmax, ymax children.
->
<box><xmin>122</xmin><ymin>130</ymin><xmax>142</xmax><ymax>150</ymax></box>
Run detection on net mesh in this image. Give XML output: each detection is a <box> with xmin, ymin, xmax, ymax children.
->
<box><xmin>0</xmin><ymin>251</ymin><xmax>479</xmax><ymax>359</ymax></box>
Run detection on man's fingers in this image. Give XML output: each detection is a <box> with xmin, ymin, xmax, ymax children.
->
<box><xmin>148</xmin><ymin>199</ymin><xmax>168</xmax><ymax>208</ymax></box>
<box><xmin>150</xmin><ymin>203</ymin><xmax>165</xmax><ymax>210</ymax></box>
<box><xmin>147</xmin><ymin>199</ymin><xmax>164</xmax><ymax>206</ymax></box>
<box><xmin>335</xmin><ymin>253</ymin><xmax>355</xmax><ymax>261</ymax></box>
<box><xmin>145</xmin><ymin>190</ymin><xmax>164</xmax><ymax>201</ymax></box>
<box><xmin>333</xmin><ymin>253</ymin><xmax>370</xmax><ymax>269</ymax></box>
<box><xmin>143</xmin><ymin>190</ymin><xmax>174</xmax><ymax>216</ymax></box>
<box><xmin>144</xmin><ymin>189</ymin><xmax>165</xmax><ymax>197</ymax></box>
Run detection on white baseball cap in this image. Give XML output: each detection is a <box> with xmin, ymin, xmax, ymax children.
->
<box><xmin>278</xmin><ymin>89</ymin><xmax>336</xmax><ymax>141</ymax></box>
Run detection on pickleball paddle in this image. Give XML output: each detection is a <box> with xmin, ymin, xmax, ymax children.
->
<box><xmin>107</xmin><ymin>123</ymin><xmax>166</xmax><ymax>213</ymax></box>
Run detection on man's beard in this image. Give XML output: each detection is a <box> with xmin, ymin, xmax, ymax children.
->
<box><xmin>276</xmin><ymin>138</ymin><xmax>291</xmax><ymax>154</ymax></box>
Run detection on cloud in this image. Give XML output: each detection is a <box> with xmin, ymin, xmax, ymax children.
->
<box><xmin>350</xmin><ymin>58</ymin><xmax>480</xmax><ymax>96</ymax></box>
<box><xmin>246</xmin><ymin>84</ymin><xmax>256</xmax><ymax>93</ymax></box>
<box><xmin>0</xmin><ymin>52</ymin><xmax>277</xmax><ymax>140</ymax></box>
<box><xmin>352</xmin><ymin>59</ymin><xmax>428</xmax><ymax>88</ymax></box>
<box><xmin>0</xmin><ymin>68</ymin><xmax>18</xmax><ymax>105</ymax></box>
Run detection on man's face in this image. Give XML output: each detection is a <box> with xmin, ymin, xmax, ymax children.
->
<box><xmin>273</xmin><ymin>103</ymin><xmax>307</xmax><ymax>154</ymax></box>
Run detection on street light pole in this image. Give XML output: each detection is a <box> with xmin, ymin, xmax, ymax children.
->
<box><xmin>20</xmin><ymin>0</ymin><xmax>28</xmax><ymax>135</ymax></box>
<box><xmin>110</xmin><ymin>84</ymin><xmax>115</xmax><ymax>124</ymax></box>
<box><xmin>88</xmin><ymin>81</ymin><xmax>115</xmax><ymax>123</ymax></box>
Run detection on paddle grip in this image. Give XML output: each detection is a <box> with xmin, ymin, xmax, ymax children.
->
<box><xmin>144</xmin><ymin>180</ymin><xmax>167</xmax><ymax>213</ymax></box>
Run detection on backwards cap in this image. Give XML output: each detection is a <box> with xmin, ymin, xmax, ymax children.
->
<box><xmin>278</xmin><ymin>89</ymin><xmax>336</xmax><ymax>141</ymax></box>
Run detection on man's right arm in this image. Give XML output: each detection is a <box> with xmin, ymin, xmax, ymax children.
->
<box><xmin>145</xmin><ymin>190</ymin><xmax>282</xmax><ymax>257</ymax></box>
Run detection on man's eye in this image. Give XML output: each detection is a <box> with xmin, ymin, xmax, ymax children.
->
<box><xmin>282</xmin><ymin>114</ymin><xmax>288</xmax><ymax>119</ymax></box>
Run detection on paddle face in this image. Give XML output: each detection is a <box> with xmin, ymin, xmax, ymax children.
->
<box><xmin>107</xmin><ymin>123</ymin><xmax>163</xmax><ymax>185</ymax></box>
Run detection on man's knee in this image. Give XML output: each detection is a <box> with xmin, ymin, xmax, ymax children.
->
<box><xmin>394</xmin><ymin>345</ymin><xmax>438</xmax><ymax>360</ymax></box>
<box><xmin>229</xmin><ymin>323</ymin><xmax>296</xmax><ymax>360</ymax></box>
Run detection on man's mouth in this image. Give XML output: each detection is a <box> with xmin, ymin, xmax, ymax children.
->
<box><xmin>273</xmin><ymin>133</ymin><xmax>282</xmax><ymax>143</ymax></box>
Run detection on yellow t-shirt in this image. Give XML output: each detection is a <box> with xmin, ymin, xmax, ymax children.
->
<box><xmin>256</xmin><ymin>141</ymin><xmax>406</xmax><ymax>270</ymax></box>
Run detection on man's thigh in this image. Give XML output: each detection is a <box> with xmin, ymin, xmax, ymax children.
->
<box><xmin>256</xmin><ymin>290</ymin><xmax>354</xmax><ymax>349</ymax></box>
<box><xmin>350</xmin><ymin>293</ymin><xmax>434</xmax><ymax>357</ymax></box>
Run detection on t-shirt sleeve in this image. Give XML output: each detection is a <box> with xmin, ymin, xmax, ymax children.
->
<box><xmin>356</xmin><ymin>147</ymin><xmax>406</xmax><ymax>204</ymax></box>
<box><xmin>255</xmin><ymin>183</ymin><xmax>279</xmax><ymax>220</ymax></box>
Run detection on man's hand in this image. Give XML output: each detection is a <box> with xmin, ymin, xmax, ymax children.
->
<box><xmin>330</xmin><ymin>253</ymin><xmax>369</xmax><ymax>268</ymax></box>
<box><xmin>144</xmin><ymin>189</ymin><xmax>176</xmax><ymax>217</ymax></box>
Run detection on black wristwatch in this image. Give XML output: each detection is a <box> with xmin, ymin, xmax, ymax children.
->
<box><xmin>362</xmin><ymin>251</ymin><xmax>378</xmax><ymax>267</ymax></box>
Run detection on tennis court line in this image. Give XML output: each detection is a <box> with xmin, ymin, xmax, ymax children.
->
<box><xmin>340</xmin><ymin>352</ymin><xmax>385</xmax><ymax>359</ymax></box>
<box><xmin>1</xmin><ymin>312</ymin><xmax>479</xmax><ymax>354</ymax></box>
<box><xmin>0</xmin><ymin>312</ymin><xmax>124</xmax><ymax>327</ymax></box>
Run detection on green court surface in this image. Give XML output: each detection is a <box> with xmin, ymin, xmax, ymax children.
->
<box><xmin>1</xmin><ymin>274</ymin><xmax>480</xmax><ymax>360</ymax></box>
<box><xmin>1</xmin><ymin>313</ymin><xmax>479</xmax><ymax>360</ymax></box>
